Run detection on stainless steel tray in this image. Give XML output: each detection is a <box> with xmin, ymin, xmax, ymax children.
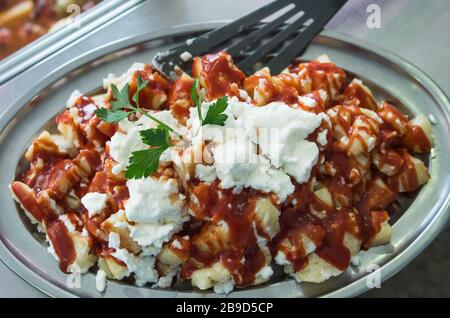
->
<box><xmin>0</xmin><ymin>23</ymin><xmax>448</xmax><ymax>298</ymax></box>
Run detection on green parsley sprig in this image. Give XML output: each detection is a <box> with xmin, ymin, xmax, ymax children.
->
<box><xmin>125</xmin><ymin>125</ymin><xmax>172</xmax><ymax>179</ymax></box>
<box><xmin>191</xmin><ymin>79</ymin><xmax>229</xmax><ymax>126</ymax></box>
<box><xmin>95</xmin><ymin>75</ymin><xmax>183</xmax><ymax>139</ymax></box>
<box><xmin>94</xmin><ymin>75</ymin><xmax>184</xmax><ymax>179</ymax></box>
<box><xmin>94</xmin><ymin>76</ymin><xmax>230</xmax><ymax>179</ymax></box>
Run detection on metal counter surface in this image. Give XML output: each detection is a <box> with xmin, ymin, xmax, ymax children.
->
<box><xmin>0</xmin><ymin>0</ymin><xmax>448</xmax><ymax>297</ymax></box>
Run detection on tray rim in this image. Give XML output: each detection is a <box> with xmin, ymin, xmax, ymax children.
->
<box><xmin>0</xmin><ymin>22</ymin><xmax>449</xmax><ymax>298</ymax></box>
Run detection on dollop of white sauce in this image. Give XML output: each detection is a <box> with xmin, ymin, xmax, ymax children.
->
<box><xmin>195</xmin><ymin>164</ymin><xmax>217</xmax><ymax>183</ymax></box>
<box><xmin>316</xmin><ymin>129</ymin><xmax>328</xmax><ymax>146</ymax></box>
<box><xmin>128</xmin><ymin>222</ymin><xmax>179</xmax><ymax>248</ymax></box>
<box><xmin>112</xmin><ymin>248</ymin><xmax>158</xmax><ymax>287</ymax></box>
<box><xmin>180</xmin><ymin>51</ymin><xmax>193</xmax><ymax>62</ymax></box>
<box><xmin>213</xmin><ymin>280</ymin><xmax>234</xmax><ymax>294</ymax></box>
<box><xmin>103</xmin><ymin>63</ymin><xmax>146</xmax><ymax>91</ymax></box>
<box><xmin>429</xmin><ymin>114</ymin><xmax>437</xmax><ymax>125</ymax></box>
<box><xmin>186</xmin><ymin>97</ymin><xmax>325</xmax><ymax>202</ymax></box>
<box><xmin>124</xmin><ymin>176</ymin><xmax>188</xmax><ymax>257</ymax></box>
<box><xmin>125</xmin><ymin>177</ymin><xmax>185</xmax><ymax>223</ymax></box>
<box><xmin>96</xmin><ymin>269</ymin><xmax>107</xmax><ymax>292</ymax></box>
<box><xmin>81</xmin><ymin>192</ymin><xmax>108</xmax><ymax>217</ymax></box>
<box><xmin>108</xmin><ymin>231</ymin><xmax>159</xmax><ymax>287</ymax></box>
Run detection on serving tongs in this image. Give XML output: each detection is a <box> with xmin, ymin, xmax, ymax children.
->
<box><xmin>153</xmin><ymin>0</ymin><xmax>347</xmax><ymax>79</ymax></box>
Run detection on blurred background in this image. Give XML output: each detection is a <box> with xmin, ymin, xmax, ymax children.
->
<box><xmin>0</xmin><ymin>0</ymin><xmax>448</xmax><ymax>298</ymax></box>
<box><xmin>0</xmin><ymin>0</ymin><xmax>100</xmax><ymax>59</ymax></box>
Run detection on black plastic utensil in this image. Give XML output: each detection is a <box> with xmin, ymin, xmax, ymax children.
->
<box><xmin>152</xmin><ymin>0</ymin><xmax>347</xmax><ymax>78</ymax></box>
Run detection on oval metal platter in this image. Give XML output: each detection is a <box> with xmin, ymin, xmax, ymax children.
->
<box><xmin>0</xmin><ymin>23</ymin><xmax>448</xmax><ymax>298</ymax></box>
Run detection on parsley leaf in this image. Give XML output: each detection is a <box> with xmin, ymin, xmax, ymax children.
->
<box><xmin>202</xmin><ymin>96</ymin><xmax>229</xmax><ymax>126</ymax></box>
<box><xmin>94</xmin><ymin>75</ymin><xmax>184</xmax><ymax>179</ymax></box>
<box><xmin>140</xmin><ymin>125</ymin><xmax>171</xmax><ymax>148</ymax></box>
<box><xmin>94</xmin><ymin>75</ymin><xmax>181</xmax><ymax>139</ymax></box>
<box><xmin>126</xmin><ymin>125</ymin><xmax>172</xmax><ymax>178</ymax></box>
<box><xmin>190</xmin><ymin>79</ymin><xmax>228</xmax><ymax>126</ymax></box>
<box><xmin>110</xmin><ymin>83</ymin><xmax>131</xmax><ymax>110</ymax></box>
<box><xmin>125</xmin><ymin>147</ymin><xmax>167</xmax><ymax>179</ymax></box>
<box><xmin>95</xmin><ymin>81</ymin><xmax>138</xmax><ymax>123</ymax></box>
<box><xmin>94</xmin><ymin>108</ymin><xmax>129</xmax><ymax>123</ymax></box>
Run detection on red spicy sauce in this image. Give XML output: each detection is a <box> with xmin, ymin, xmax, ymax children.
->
<box><xmin>46</xmin><ymin>219</ymin><xmax>76</xmax><ymax>273</ymax></box>
<box><xmin>401</xmin><ymin>126</ymin><xmax>431</xmax><ymax>153</ymax></box>
<box><xmin>315</xmin><ymin>209</ymin><xmax>351</xmax><ymax>271</ymax></box>
<box><xmin>32</xmin><ymin>159</ymin><xmax>80</xmax><ymax>199</ymax></box>
<box><xmin>356</xmin><ymin>178</ymin><xmax>396</xmax><ymax>248</ymax></box>
<box><xmin>129</xmin><ymin>69</ymin><xmax>170</xmax><ymax>109</ymax></box>
<box><xmin>168</xmin><ymin>76</ymin><xmax>194</xmax><ymax>124</ymax></box>
<box><xmin>269</xmin><ymin>180</ymin><xmax>354</xmax><ymax>272</ymax></box>
<box><xmin>307</xmin><ymin>62</ymin><xmax>346</xmax><ymax>99</ymax></box>
<box><xmin>11</xmin><ymin>182</ymin><xmax>57</xmax><ymax>222</ymax></box>
<box><xmin>386</xmin><ymin>152</ymin><xmax>425</xmax><ymax>193</ymax></box>
<box><xmin>377</xmin><ymin>102</ymin><xmax>409</xmax><ymax>135</ymax></box>
<box><xmin>182</xmin><ymin>180</ymin><xmax>266</xmax><ymax>287</ymax></box>
<box><xmin>340</xmin><ymin>81</ymin><xmax>377</xmax><ymax>111</ymax></box>
<box><xmin>195</xmin><ymin>52</ymin><xmax>245</xmax><ymax>100</ymax></box>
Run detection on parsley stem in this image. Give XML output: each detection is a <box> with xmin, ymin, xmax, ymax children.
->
<box><xmin>196</xmin><ymin>99</ymin><xmax>203</xmax><ymax>123</ymax></box>
<box><xmin>192</xmin><ymin>79</ymin><xmax>204</xmax><ymax>124</ymax></box>
<box><xmin>139</xmin><ymin>110</ymin><xmax>183</xmax><ymax>139</ymax></box>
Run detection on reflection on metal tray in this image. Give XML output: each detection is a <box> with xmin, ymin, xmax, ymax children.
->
<box><xmin>0</xmin><ymin>24</ymin><xmax>448</xmax><ymax>298</ymax></box>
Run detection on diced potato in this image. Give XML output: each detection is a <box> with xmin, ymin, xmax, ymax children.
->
<box><xmin>291</xmin><ymin>233</ymin><xmax>361</xmax><ymax>283</ymax></box>
<box><xmin>254</xmin><ymin>198</ymin><xmax>280</xmax><ymax>238</ymax></box>
<box><xmin>191</xmin><ymin>262</ymin><xmax>232</xmax><ymax>291</ymax></box>
<box><xmin>98</xmin><ymin>257</ymin><xmax>130</xmax><ymax>280</ymax></box>
<box><xmin>68</xmin><ymin>232</ymin><xmax>97</xmax><ymax>273</ymax></box>
<box><xmin>102</xmin><ymin>213</ymin><xmax>141</xmax><ymax>254</ymax></box>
